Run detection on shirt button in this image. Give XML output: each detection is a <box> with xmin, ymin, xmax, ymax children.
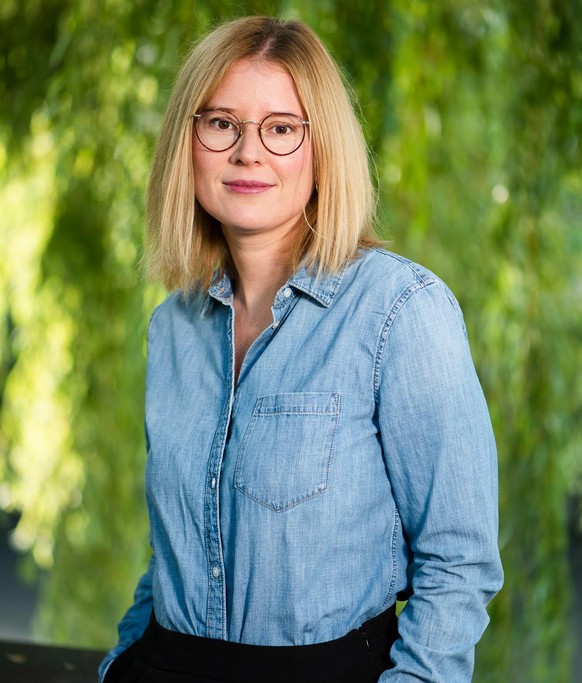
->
<box><xmin>210</xmin><ymin>478</ymin><xmax>216</xmax><ymax>489</ymax></box>
<box><xmin>212</xmin><ymin>566</ymin><xmax>220</xmax><ymax>579</ymax></box>
<box><xmin>283</xmin><ymin>287</ymin><xmax>292</xmax><ymax>298</ymax></box>
<box><xmin>271</xmin><ymin>320</ymin><xmax>280</xmax><ymax>329</ymax></box>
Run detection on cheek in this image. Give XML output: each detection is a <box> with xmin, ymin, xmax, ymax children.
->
<box><xmin>192</xmin><ymin>139</ymin><xmax>219</xmax><ymax>175</ymax></box>
<box><xmin>192</xmin><ymin>152</ymin><xmax>218</xmax><ymax>201</ymax></box>
<box><xmin>285</xmin><ymin>154</ymin><xmax>314</xmax><ymax>196</ymax></box>
<box><xmin>192</xmin><ymin>150</ymin><xmax>208</xmax><ymax>179</ymax></box>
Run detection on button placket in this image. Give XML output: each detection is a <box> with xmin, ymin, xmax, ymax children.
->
<box><xmin>203</xmin><ymin>305</ymin><xmax>235</xmax><ymax>640</ymax></box>
<box><xmin>270</xmin><ymin>285</ymin><xmax>295</xmax><ymax>330</ymax></box>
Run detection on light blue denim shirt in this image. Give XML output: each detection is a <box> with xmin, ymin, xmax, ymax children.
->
<box><xmin>100</xmin><ymin>248</ymin><xmax>503</xmax><ymax>682</ymax></box>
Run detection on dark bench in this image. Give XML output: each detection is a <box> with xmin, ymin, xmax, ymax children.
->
<box><xmin>0</xmin><ymin>640</ymin><xmax>105</xmax><ymax>683</ymax></box>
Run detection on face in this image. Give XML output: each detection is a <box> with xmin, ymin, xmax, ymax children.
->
<box><xmin>192</xmin><ymin>59</ymin><xmax>314</xmax><ymax>247</ymax></box>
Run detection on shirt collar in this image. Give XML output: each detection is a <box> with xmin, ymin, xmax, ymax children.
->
<box><xmin>200</xmin><ymin>271</ymin><xmax>234</xmax><ymax>317</ymax></box>
<box><xmin>201</xmin><ymin>263</ymin><xmax>346</xmax><ymax>317</ymax></box>
<box><xmin>286</xmin><ymin>264</ymin><xmax>345</xmax><ymax>307</ymax></box>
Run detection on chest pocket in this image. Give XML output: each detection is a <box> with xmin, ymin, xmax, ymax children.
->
<box><xmin>234</xmin><ymin>392</ymin><xmax>340</xmax><ymax>512</ymax></box>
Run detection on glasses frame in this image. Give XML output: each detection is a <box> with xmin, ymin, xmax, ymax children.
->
<box><xmin>192</xmin><ymin>110</ymin><xmax>310</xmax><ymax>156</ymax></box>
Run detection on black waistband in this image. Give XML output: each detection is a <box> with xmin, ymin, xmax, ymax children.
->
<box><xmin>139</xmin><ymin>606</ymin><xmax>397</xmax><ymax>683</ymax></box>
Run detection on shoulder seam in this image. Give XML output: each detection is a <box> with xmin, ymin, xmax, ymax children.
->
<box><xmin>370</xmin><ymin>247</ymin><xmax>437</xmax><ymax>287</ymax></box>
<box><xmin>372</xmin><ymin>279</ymin><xmax>438</xmax><ymax>403</ymax></box>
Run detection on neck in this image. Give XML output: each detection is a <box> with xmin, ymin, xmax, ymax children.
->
<box><xmin>224</xmin><ymin>227</ymin><xmax>297</xmax><ymax>313</ymax></box>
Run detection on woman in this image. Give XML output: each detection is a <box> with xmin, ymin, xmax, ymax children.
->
<box><xmin>99</xmin><ymin>16</ymin><xmax>503</xmax><ymax>683</ymax></box>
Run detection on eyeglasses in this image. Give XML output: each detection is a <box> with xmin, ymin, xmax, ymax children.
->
<box><xmin>192</xmin><ymin>110</ymin><xmax>310</xmax><ymax>156</ymax></box>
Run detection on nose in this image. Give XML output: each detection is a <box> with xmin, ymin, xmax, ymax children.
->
<box><xmin>230</xmin><ymin>120</ymin><xmax>266</xmax><ymax>164</ymax></box>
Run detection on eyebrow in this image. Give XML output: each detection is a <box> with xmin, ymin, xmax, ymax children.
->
<box><xmin>201</xmin><ymin>106</ymin><xmax>305</xmax><ymax>118</ymax></box>
<box><xmin>201</xmin><ymin>106</ymin><xmax>235</xmax><ymax>113</ymax></box>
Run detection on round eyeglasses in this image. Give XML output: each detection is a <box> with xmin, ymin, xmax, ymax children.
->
<box><xmin>192</xmin><ymin>110</ymin><xmax>310</xmax><ymax>156</ymax></box>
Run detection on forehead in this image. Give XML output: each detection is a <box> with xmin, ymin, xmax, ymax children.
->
<box><xmin>207</xmin><ymin>59</ymin><xmax>304</xmax><ymax>114</ymax></box>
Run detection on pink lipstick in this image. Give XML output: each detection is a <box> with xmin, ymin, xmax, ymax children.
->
<box><xmin>223</xmin><ymin>180</ymin><xmax>273</xmax><ymax>194</ymax></box>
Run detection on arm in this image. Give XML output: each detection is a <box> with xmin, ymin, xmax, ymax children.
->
<box><xmin>98</xmin><ymin>555</ymin><xmax>154</xmax><ymax>682</ymax></box>
<box><xmin>99</xmin><ymin>420</ymin><xmax>156</xmax><ymax>682</ymax></box>
<box><xmin>377</xmin><ymin>281</ymin><xmax>503</xmax><ymax>682</ymax></box>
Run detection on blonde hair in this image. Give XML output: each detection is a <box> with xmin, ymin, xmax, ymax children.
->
<box><xmin>145</xmin><ymin>16</ymin><xmax>380</xmax><ymax>291</ymax></box>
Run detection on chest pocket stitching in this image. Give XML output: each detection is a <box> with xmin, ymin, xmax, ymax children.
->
<box><xmin>234</xmin><ymin>392</ymin><xmax>340</xmax><ymax>512</ymax></box>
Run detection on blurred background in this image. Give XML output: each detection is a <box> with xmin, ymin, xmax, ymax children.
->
<box><xmin>1</xmin><ymin>1</ymin><xmax>581</xmax><ymax>681</ymax></box>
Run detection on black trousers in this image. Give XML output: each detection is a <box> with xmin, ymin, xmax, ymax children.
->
<box><xmin>105</xmin><ymin>607</ymin><xmax>398</xmax><ymax>683</ymax></box>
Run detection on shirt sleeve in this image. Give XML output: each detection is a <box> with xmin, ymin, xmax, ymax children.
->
<box><xmin>97</xmin><ymin>554</ymin><xmax>154</xmax><ymax>683</ymax></box>
<box><xmin>376</xmin><ymin>280</ymin><xmax>503</xmax><ymax>682</ymax></box>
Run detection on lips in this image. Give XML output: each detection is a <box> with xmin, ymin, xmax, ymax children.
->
<box><xmin>223</xmin><ymin>179</ymin><xmax>274</xmax><ymax>194</ymax></box>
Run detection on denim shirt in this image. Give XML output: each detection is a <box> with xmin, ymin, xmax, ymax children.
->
<box><xmin>99</xmin><ymin>248</ymin><xmax>503</xmax><ymax>682</ymax></box>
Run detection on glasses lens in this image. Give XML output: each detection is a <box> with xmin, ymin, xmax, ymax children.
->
<box><xmin>195</xmin><ymin>111</ymin><xmax>240</xmax><ymax>151</ymax></box>
<box><xmin>260</xmin><ymin>114</ymin><xmax>306</xmax><ymax>155</ymax></box>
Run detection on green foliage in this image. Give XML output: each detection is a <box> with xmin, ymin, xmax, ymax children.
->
<box><xmin>1</xmin><ymin>1</ymin><xmax>581</xmax><ymax>681</ymax></box>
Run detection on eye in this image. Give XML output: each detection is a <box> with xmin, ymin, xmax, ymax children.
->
<box><xmin>207</xmin><ymin>115</ymin><xmax>237</xmax><ymax>131</ymax></box>
<box><xmin>267</xmin><ymin>121</ymin><xmax>296</xmax><ymax>136</ymax></box>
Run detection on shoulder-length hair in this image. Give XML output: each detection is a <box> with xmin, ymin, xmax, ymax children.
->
<box><xmin>145</xmin><ymin>15</ymin><xmax>380</xmax><ymax>291</ymax></box>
